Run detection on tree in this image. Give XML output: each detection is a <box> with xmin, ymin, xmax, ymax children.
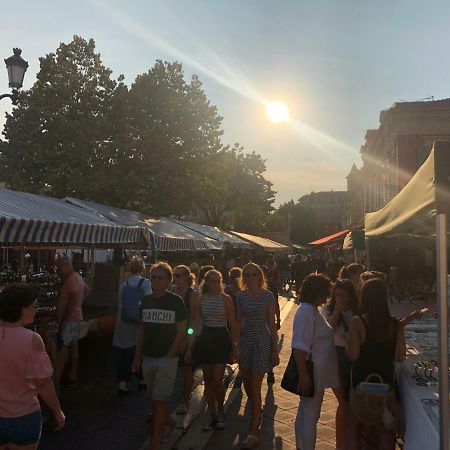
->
<box><xmin>0</xmin><ymin>36</ymin><xmax>124</xmax><ymax>201</ymax></box>
<box><xmin>122</xmin><ymin>61</ymin><xmax>224</xmax><ymax>215</ymax></box>
<box><xmin>193</xmin><ymin>144</ymin><xmax>275</xmax><ymax>230</ymax></box>
<box><xmin>266</xmin><ymin>200</ymin><xmax>317</xmax><ymax>244</ymax></box>
<box><xmin>0</xmin><ymin>38</ymin><xmax>276</xmax><ymax>226</ymax></box>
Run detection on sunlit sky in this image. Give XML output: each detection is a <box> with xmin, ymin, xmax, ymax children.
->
<box><xmin>2</xmin><ymin>0</ymin><xmax>450</xmax><ymax>205</ymax></box>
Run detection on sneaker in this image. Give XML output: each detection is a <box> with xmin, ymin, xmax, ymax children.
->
<box><xmin>202</xmin><ymin>416</ymin><xmax>217</xmax><ymax>431</ymax></box>
<box><xmin>267</xmin><ymin>372</ymin><xmax>275</xmax><ymax>384</ymax></box>
<box><xmin>216</xmin><ymin>410</ymin><xmax>225</xmax><ymax>429</ymax></box>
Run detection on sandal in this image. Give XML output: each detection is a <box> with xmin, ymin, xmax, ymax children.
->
<box><xmin>241</xmin><ymin>434</ymin><xmax>260</xmax><ymax>448</ymax></box>
<box><xmin>176</xmin><ymin>403</ymin><xmax>189</xmax><ymax>415</ymax></box>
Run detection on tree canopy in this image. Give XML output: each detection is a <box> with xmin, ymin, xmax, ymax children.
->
<box><xmin>0</xmin><ymin>36</ymin><xmax>275</xmax><ymax>230</ymax></box>
<box><xmin>265</xmin><ymin>200</ymin><xmax>317</xmax><ymax>244</ymax></box>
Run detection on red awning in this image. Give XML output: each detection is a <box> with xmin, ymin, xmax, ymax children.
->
<box><xmin>308</xmin><ymin>229</ymin><xmax>350</xmax><ymax>246</ymax></box>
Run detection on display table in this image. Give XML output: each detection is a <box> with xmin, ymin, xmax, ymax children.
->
<box><xmin>397</xmin><ymin>355</ymin><xmax>449</xmax><ymax>450</ymax></box>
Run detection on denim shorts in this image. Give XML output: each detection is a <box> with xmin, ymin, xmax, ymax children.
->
<box><xmin>0</xmin><ymin>409</ymin><xmax>42</xmax><ymax>446</ymax></box>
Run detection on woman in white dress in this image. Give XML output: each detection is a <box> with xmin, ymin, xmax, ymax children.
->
<box><xmin>292</xmin><ymin>273</ymin><xmax>339</xmax><ymax>450</ymax></box>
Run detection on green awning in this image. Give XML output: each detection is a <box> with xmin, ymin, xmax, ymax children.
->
<box><xmin>365</xmin><ymin>147</ymin><xmax>437</xmax><ymax>239</ymax></box>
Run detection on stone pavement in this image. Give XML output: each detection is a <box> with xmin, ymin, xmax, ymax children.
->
<box><xmin>39</xmin><ymin>296</ymin><xmax>420</xmax><ymax>449</ymax></box>
<box><xmin>204</xmin><ymin>301</ymin><xmax>338</xmax><ymax>450</ymax></box>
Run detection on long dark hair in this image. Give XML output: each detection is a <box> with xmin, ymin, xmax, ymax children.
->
<box><xmin>327</xmin><ymin>278</ymin><xmax>359</xmax><ymax>317</ymax></box>
<box><xmin>360</xmin><ymin>278</ymin><xmax>394</xmax><ymax>340</ymax></box>
<box><xmin>339</xmin><ymin>263</ymin><xmax>364</xmax><ymax>279</ymax></box>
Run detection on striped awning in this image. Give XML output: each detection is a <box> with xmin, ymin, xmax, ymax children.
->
<box><xmin>64</xmin><ymin>198</ymin><xmax>221</xmax><ymax>252</ymax></box>
<box><xmin>170</xmin><ymin>219</ymin><xmax>252</xmax><ymax>249</ymax></box>
<box><xmin>145</xmin><ymin>218</ymin><xmax>223</xmax><ymax>252</ymax></box>
<box><xmin>153</xmin><ymin>235</ymin><xmax>218</xmax><ymax>252</ymax></box>
<box><xmin>0</xmin><ymin>188</ymin><xmax>151</xmax><ymax>246</ymax></box>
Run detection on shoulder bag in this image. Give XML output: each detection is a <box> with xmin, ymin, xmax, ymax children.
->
<box><xmin>349</xmin><ymin>320</ymin><xmax>399</xmax><ymax>428</ymax></box>
<box><xmin>281</xmin><ymin>311</ymin><xmax>315</xmax><ymax>397</ymax></box>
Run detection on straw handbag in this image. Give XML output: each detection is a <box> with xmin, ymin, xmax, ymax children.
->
<box><xmin>349</xmin><ymin>372</ymin><xmax>397</xmax><ymax>427</ymax></box>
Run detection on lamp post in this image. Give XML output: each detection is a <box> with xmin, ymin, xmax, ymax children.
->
<box><xmin>0</xmin><ymin>48</ymin><xmax>28</xmax><ymax>104</ymax></box>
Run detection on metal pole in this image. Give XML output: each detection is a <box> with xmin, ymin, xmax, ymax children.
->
<box><xmin>436</xmin><ymin>213</ymin><xmax>449</xmax><ymax>450</ymax></box>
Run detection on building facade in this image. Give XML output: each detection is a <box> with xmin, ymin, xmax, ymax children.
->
<box><xmin>346</xmin><ymin>164</ymin><xmax>364</xmax><ymax>227</ymax></box>
<box><xmin>298</xmin><ymin>190</ymin><xmax>348</xmax><ymax>237</ymax></box>
<box><xmin>347</xmin><ymin>98</ymin><xmax>450</xmax><ymax>224</ymax></box>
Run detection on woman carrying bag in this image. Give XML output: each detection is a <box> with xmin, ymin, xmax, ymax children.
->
<box><xmin>291</xmin><ymin>273</ymin><xmax>339</xmax><ymax>450</ymax></box>
<box><xmin>112</xmin><ymin>257</ymin><xmax>151</xmax><ymax>394</ymax></box>
<box><xmin>346</xmin><ymin>278</ymin><xmax>406</xmax><ymax>450</ymax></box>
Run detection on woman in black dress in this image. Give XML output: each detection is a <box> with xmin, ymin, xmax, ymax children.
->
<box><xmin>346</xmin><ymin>279</ymin><xmax>406</xmax><ymax>450</ymax></box>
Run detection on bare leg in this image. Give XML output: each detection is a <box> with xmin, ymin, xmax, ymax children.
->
<box><xmin>377</xmin><ymin>425</ymin><xmax>395</xmax><ymax>450</ymax></box>
<box><xmin>347</xmin><ymin>409</ymin><xmax>363</xmax><ymax>450</ymax></box>
<box><xmin>183</xmin><ymin>363</ymin><xmax>193</xmax><ymax>406</ymax></box>
<box><xmin>55</xmin><ymin>346</ymin><xmax>68</xmax><ymax>386</ymax></box>
<box><xmin>240</xmin><ymin>367</ymin><xmax>253</xmax><ymax>403</ymax></box>
<box><xmin>248</xmin><ymin>372</ymin><xmax>264</xmax><ymax>436</ymax></box>
<box><xmin>68</xmin><ymin>340</ymin><xmax>79</xmax><ymax>381</ymax></box>
<box><xmin>332</xmin><ymin>386</ymin><xmax>347</xmax><ymax>450</ymax></box>
<box><xmin>149</xmin><ymin>400</ymin><xmax>167</xmax><ymax>450</ymax></box>
<box><xmin>202</xmin><ymin>364</ymin><xmax>217</xmax><ymax>417</ymax></box>
<box><xmin>213</xmin><ymin>364</ymin><xmax>227</xmax><ymax>411</ymax></box>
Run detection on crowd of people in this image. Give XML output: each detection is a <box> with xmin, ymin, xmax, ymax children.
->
<box><xmin>0</xmin><ymin>256</ymin><xmax>430</xmax><ymax>450</ymax></box>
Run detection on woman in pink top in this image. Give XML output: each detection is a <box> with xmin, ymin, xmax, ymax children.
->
<box><xmin>0</xmin><ymin>284</ymin><xmax>65</xmax><ymax>449</ymax></box>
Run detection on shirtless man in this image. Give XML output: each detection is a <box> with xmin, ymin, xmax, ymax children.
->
<box><xmin>55</xmin><ymin>257</ymin><xmax>90</xmax><ymax>386</ymax></box>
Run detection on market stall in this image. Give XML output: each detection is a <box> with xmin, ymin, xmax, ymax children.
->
<box><xmin>229</xmin><ymin>231</ymin><xmax>288</xmax><ymax>253</ymax></box>
<box><xmin>365</xmin><ymin>142</ymin><xmax>450</xmax><ymax>450</ymax></box>
<box><xmin>169</xmin><ymin>218</ymin><xmax>253</xmax><ymax>249</ymax></box>
<box><xmin>0</xmin><ymin>187</ymin><xmax>153</xmax><ymax>370</ymax></box>
<box><xmin>308</xmin><ymin>228</ymin><xmax>350</xmax><ymax>247</ymax></box>
<box><xmin>65</xmin><ymin>198</ymin><xmax>222</xmax><ymax>253</ymax></box>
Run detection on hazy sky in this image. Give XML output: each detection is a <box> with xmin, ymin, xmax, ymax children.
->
<box><xmin>2</xmin><ymin>0</ymin><xmax>450</xmax><ymax>204</ymax></box>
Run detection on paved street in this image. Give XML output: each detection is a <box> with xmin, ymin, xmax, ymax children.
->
<box><xmin>38</xmin><ymin>296</ymin><xmax>420</xmax><ymax>450</ymax></box>
<box><xmin>204</xmin><ymin>300</ymin><xmax>337</xmax><ymax>450</ymax></box>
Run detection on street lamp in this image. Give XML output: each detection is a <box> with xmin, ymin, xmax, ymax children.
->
<box><xmin>1</xmin><ymin>48</ymin><xmax>28</xmax><ymax>104</ymax></box>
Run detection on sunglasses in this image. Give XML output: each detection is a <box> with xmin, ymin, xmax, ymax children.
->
<box><xmin>207</xmin><ymin>279</ymin><xmax>221</xmax><ymax>283</ymax></box>
<box><xmin>174</xmin><ymin>273</ymin><xmax>184</xmax><ymax>278</ymax></box>
<box><xmin>243</xmin><ymin>272</ymin><xmax>259</xmax><ymax>278</ymax></box>
<box><xmin>151</xmin><ymin>275</ymin><xmax>168</xmax><ymax>281</ymax></box>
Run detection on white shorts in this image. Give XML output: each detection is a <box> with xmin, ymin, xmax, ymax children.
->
<box><xmin>142</xmin><ymin>356</ymin><xmax>179</xmax><ymax>402</ymax></box>
<box><xmin>61</xmin><ymin>322</ymin><xmax>81</xmax><ymax>346</ymax></box>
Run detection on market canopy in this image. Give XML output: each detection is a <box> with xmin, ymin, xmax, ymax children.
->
<box><xmin>293</xmin><ymin>244</ymin><xmax>311</xmax><ymax>251</ymax></box>
<box><xmin>145</xmin><ymin>218</ymin><xmax>223</xmax><ymax>251</ymax></box>
<box><xmin>308</xmin><ymin>229</ymin><xmax>350</xmax><ymax>246</ymax></box>
<box><xmin>65</xmin><ymin>198</ymin><xmax>222</xmax><ymax>252</ymax></box>
<box><xmin>343</xmin><ymin>228</ymin><xmax>366</xmax><ymax>251</ymax></box>
<box><xmin>170</xmin><ymin>218</ymin><xmax>252</xmax><ymax>249</ymax></box>
<box><xmin>230</xmin><ymin>231</ymin><xmax>288</xmax><ymax>252</ymax></box>
<box><xmin>0</xmin><ymin>188</ymin><xmax>150</xmax><ymax>247</ymax></box>
<box><xmin>365</xmin><ymin>143</ymin><xmax>450</xmax><ymax>240</ymax></box>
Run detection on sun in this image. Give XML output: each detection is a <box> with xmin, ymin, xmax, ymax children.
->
<box><xmin>265</xmin><ymin>101</ymin><xmax>290</xmax><ymax>123</ymax></box>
